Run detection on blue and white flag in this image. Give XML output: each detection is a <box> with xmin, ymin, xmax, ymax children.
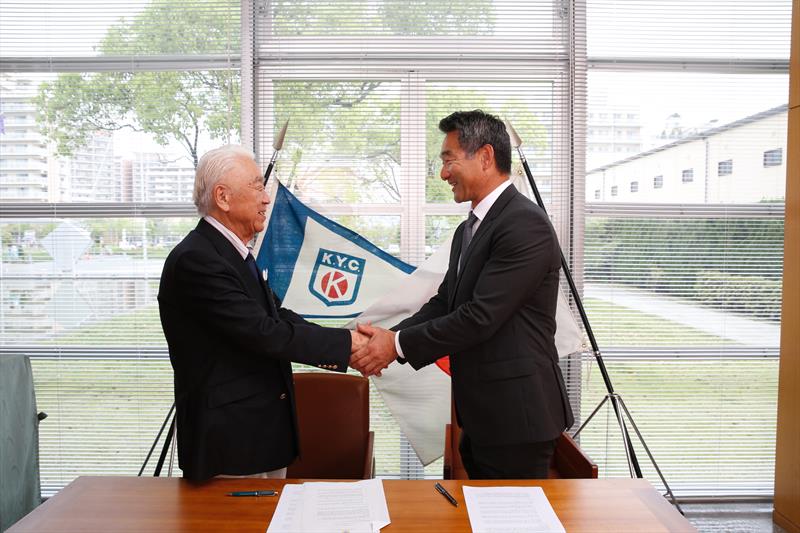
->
<box><xmin>255</xmin><ymin>183</ymin><xmax>414</xmax><ymax>318</ymax></box>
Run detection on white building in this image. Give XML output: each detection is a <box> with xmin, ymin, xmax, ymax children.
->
<box><xmin>129</xmin><ymin>152</ymin><xmax>195</xmax><ymax>202</ymax></box>
<box><xmin>0</xmin><ymin>77</ymin><xmax>55</xmax><ymax>202</ymax></box>
<box><xmin>586</xmin><ymin>105</ymin><xmax>788</xmax><ymax>204</ymax></box>
<box><xmin>586</xmin><ymin>91</ymin><xmax>643</xmax><ymax>170</ymax></box>
<box><xmin>58</xmin><ymin>131</ymin><xmax>118</xmax><ymax>202</ymax></box>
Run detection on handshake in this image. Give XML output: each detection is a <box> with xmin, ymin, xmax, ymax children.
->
<box><xmin>348</xmin><ymin>323</ymin><xmax>398</xmax><ymax>377</ymax></box>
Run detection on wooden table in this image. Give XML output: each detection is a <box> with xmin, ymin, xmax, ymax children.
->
<box><xmin>9</xmin><ymin>476</ymin><xmax>696</xmax><ymax>532</ymax></box>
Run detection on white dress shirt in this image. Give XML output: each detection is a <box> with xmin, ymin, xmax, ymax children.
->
<box><xmin>203</xmin><ymin>215</ymin><xmax>251</xmax><ymax>260</ymax></box>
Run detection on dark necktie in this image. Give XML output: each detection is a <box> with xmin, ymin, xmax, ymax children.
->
<box><xmin>244</xmin><ymin>253</ymin><xmax>260</xmax><ymax>283</ymax></box>
<box><xmin>458</xmin><ymin>211</ymin><xmax>478</xmax><ymax>273</ymax></box>
<box><xmin>245</xmin><ymin>253</ymin><xmax>279</xmax><ymax>316</ymax></box>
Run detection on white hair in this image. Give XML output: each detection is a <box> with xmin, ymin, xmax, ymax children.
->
<box><xmin>193</xmin><ymin>145</ymin><xmax>257</xmax><ymax>215</ymax></box>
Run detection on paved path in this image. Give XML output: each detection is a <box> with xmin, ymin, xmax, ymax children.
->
<box><xmin>584</xmin><ymin>284</ymin><xmax>780</xmax><ymax>347</ymax></box>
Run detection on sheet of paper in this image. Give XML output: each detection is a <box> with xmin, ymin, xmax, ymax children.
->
<box><xmin>266</xmin><ymin>479</ymin><xmax>390</xmax><ymax>533</ymax></box>
<box><xmin>301</xmin><ymin>478</ymin><xmax>391</xmax><ymax>533</ymax></box>
<box><xmin>266</xmin><ymin>484</ymin><xmax>304</xmax><ymax>533</ymax></box>
<box><xmin>462</xmin><ymin>486</ymin><xmax>566</xmax><ymax>533</ymax></box>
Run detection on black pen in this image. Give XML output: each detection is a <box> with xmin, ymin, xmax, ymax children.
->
<box><xmin>434</xmin><ymin>482</ymin><xmax>458</xmax><ymax>507</ymax></box>
<box><xmin>227</xmin><ymin>490</ymin><xmax>278</xmax><ymax>497</ymax></box>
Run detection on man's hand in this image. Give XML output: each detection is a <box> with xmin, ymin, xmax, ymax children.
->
<box><xmin>350</xmin><ymin>323</ymin><xmax>398</xmax><ymax>378</ymax></box>
<box><xmin>350</xmin><ymin>328</ymin><xmax>370</xmax><ymax>354</ymax></box>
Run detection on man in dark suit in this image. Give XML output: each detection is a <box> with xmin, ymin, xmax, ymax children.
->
<box><xmin>158</xmin><ymin>145</ymin><xmax>366</xmax><ymax>481</ymax></box>
<box><xmin>352</xmin><ymin>110</ymin><xmax>574</xmax><ymax>479</ymax></box>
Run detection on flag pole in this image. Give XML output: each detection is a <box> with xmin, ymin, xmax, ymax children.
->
<box><xmin>263</xmin><ymin>119</ymin><xmax>289</xmax><ymax>186</ymax></box>
<box><xmin>505</xmin><ymin>120</ymin><xmax>682</xmax><ymax>512</ymax></box>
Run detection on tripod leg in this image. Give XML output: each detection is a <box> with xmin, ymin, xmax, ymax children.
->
<box><xmin>138</xmin><ymin>403</ymin><xmax>175</xmax><ymax>477</ymax></box>
<box><xmin>617</xmin><ymin>396</ymin><xmax>684</xmax><ymax>515</ymax></box>
<box><xmin>154</xmin><ymin>414</ymin><xmax>176</xmax><ymax>477</ymax></box>
<box><xmin>608</xmin><ymin>393</ymin><xmax>643</xmax><ymax>478</ymax></box>
<box><xmin>572</xmin><ymin>395</ymin><xmax>609</xmax><ymax>438</ymax></box>
<box><xmin>609</xmin><ymin>394</ymin><xmax>637</xmax><ymax>477</ymax></box>
<box><xmin>167</xmin><ymin>421</ymin><xmax>177</xmax><ymax>477</ymax></box>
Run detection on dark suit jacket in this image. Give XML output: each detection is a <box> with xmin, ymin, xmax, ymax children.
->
<box><xmin>395</xmin><ymin>185</ymin><xmax>574</xmax><ymax>446</ymax></box>
<box><xmin>158</xmin><ymin>218</ymin><xmax>350</xmax><ymax>481</ymax></box>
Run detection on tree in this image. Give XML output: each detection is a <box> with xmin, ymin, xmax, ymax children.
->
<box><xmin>36</xmin><ymin>0</ymin><xmax>240</xmax><ymax>168</ymax></box>
<box><xmin>35</xmin><ymin>0</ymin><xmax>550</xmax><ymax>204</ymax></box>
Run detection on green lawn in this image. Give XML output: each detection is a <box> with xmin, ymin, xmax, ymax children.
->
<box><xmin>28</xmin><ymin>294</ymin><xmax>775</xmax><ymax>492</ymax></box>
<box><xmin>576</xmin><ymin>358</ymin><xmax>777</xmax><ymax>489</ymax></box>
<box><xmin>583</xmin><ymin>297</ymin><xmax>728</xmax><ymax>346</ymax></box>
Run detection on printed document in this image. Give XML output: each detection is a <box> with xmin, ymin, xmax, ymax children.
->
<box><xmin>266</xmin><ymin>479</ymin><xmax>390</xmax><ymax>533</ymax></box>
<box><xmin>462</xmin><ymin>486</ymin><xmax>565</xmax><ymax>533</ymax></box>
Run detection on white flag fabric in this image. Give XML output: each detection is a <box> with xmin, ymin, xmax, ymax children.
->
<box><xmin>255</xmin><ymin>182</ymin><xmax>585</xmax><ymax>465</ymax></box>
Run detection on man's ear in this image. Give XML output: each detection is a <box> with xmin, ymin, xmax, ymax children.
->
<box><xmin>479</xmin><ymin>144</ymin><xmax>495</xmax><ymax>172</ymax></box>
<box><xmin>213</xmin><ymin>184</ymin><xmax>230</xmax><ymax>212</ymax></box>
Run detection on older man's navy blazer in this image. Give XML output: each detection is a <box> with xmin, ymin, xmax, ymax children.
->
<box><xmin>158</xmin><ymin>218</ymin><xmax>350</xmax><ymax>481</ymax></box>
<box><xmin>395</xmin><ymin>185</ymin><xmax>574</xmax><ymax>447</ymax></box>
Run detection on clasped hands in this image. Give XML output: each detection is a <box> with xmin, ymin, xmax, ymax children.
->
<box><xmin>349</xmin><ymin>323</ymin><xmax>398</xmax><ymax>377</ymax></box>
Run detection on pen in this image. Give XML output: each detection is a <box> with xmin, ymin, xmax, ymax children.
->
<box><xmin>227</xmin><ymin>490</ymin><xmax>278</xmax><ymax>497</ymax></box>
<box><xmin>434</xmin><ymin>482</ymin><xmax>458</xmax><ymax>507</ymax></box>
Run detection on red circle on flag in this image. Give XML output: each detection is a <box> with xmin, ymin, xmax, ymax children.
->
<box><xmin>321</xmin><ymin>270</ymin><xmax>349</xmax><ymax>299</ymax></box>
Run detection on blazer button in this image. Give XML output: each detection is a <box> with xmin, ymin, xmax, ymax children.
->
<box><xmin>332</xmin><ymin>365</ymin><xmax>338</xmax><ymax>370</ymax></box>
<box><xmin>279</xmin><ymin>393</ymin><xmax>287</xmax><ymax>400</ymax></box>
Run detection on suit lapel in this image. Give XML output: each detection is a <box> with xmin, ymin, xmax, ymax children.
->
<box><xmin>448</xmin><ymin>185</ymin><xmax>519</xmax><ymax>309</ymax></box>
<box><xmin>195</xmin><ymin>219</ymin><xmax>273</xmax><ymax>314</ymax></box>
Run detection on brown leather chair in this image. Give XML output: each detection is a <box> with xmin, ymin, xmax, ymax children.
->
<box><xmin>443</xmin><ymin>402</ymin><xmax>597</xmax><ymax>479</ymax></box>
<box><xmin>286</xmin><ymin>372</ymin><xmax>374</xmax><ymax>479</ymax></box>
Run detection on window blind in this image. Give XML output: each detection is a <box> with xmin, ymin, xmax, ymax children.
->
<box><xmin>1</xmin><ymin>0</ymin><xmax>241</xmax><ymax>496</ymax></box>
<box><xmin>251</xmin><ymin>0</ymin><xmax>583</xmax><ymax>478</ymax></box>
<box><xmin>581</xmin><ymin>0</ymin><xmax>790</xmax><ymax>496</ymax></box>
<box><xmin>2</xmin><ymin>0</ymin><xmax>788</xmax><ymax>498</ymax></box>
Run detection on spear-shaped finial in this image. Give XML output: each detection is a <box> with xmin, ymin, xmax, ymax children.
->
<box><xmin>504</xmin><ymin>119</ymin><xmax>526</xmax><ymax>162</ymax></box>
<box><xmin>273</xmin><ymin>119</ymin><xmax>289</xmax><ymax>152</ymax></box>
<box><xmin>263</xmin><ymin>119</ymin><xmax>289</xmax><ymax>186</ymax></box>
<box><xmin>505</xmin><ymin>118</ymin><xmax>545</xmax><ymax>208</ymax></box>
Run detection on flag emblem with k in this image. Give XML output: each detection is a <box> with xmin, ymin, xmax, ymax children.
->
<box><xmin>308</xmin><ymin>248</ymin><xmax>366</xmax><ymax>306</ymax></box>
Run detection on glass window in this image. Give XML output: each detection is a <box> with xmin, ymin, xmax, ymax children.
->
<box><xmin>763</xmin><ymin>148</ymin><xmax>783</xmax><ymax>167</ymax></box>
<box><xmin>253</xmin><ymin>0</ymin><xmax>576</xmax><ymax>481</ymax></box>
<box><xmin>585</xmin><ymin>0</ymin><xmax>789</xmax><ymax>495</ymax></box>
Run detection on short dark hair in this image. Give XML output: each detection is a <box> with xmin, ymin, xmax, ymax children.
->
<box><xmin>438</xmin><ymin>110</ymin><xmax>512</xmax><ymax>175</ymax></box>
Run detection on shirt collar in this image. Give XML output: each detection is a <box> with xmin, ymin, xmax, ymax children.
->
<box><xmin>203</xmin><ymin>215</ymin><xmax>251</xmax><ymax>260</ymax></box>
<box><xmin>472</xmin><ymin>180</ymin><xmax>512</xmax><ymax>222</ymax></box>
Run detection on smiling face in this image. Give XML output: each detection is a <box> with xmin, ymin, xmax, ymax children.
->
<box><xmin>213</xmin><ymin>155</ymin><xmax>270</xmax><ymax>244</ymax></box>
<box><xmin>439</xmin><ymin>131</ymin><xmax>488</xmax><ymax>207</ymax></box>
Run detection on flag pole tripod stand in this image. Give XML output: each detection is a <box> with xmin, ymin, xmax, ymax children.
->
<box><xmin>138</xmin><ymin>403</ymin><xmax>177</xmax><ymax>477</ymax></box>
<box><xmin>506</xmin><ymin>121</ymin><xmax>682</xmax><ymax>513</ymax></box>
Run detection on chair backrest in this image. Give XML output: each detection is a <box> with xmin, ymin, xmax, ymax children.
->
<box><xmin>286</xmin><ymin>372</ymin><xmax>374</xmax><ymax>479</ymax></box>
<box><xmin>0</xmin><ymin>354</ymin><xmax>42</xmax><ymax>530</ymax></box>
<box><xmin>443</xmin><ymin>401</ymin><xmax>597</xmax><ymax>479</ymax></box>
<box><xmin>549</xmin><ymin>431</ymin><xmax>598</xmax><ymax>479</ymax></box>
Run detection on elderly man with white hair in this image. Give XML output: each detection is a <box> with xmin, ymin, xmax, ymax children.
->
<box><xmin>158</xmin><ymin>145</ymin><xmax>367</xmax><ymax>481</ymax></box>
